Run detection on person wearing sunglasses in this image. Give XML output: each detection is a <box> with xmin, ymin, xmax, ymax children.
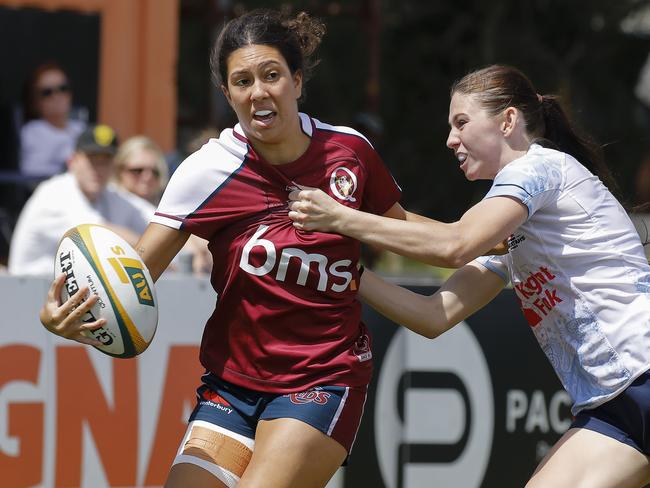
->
<box><xmin>19</xmin><ymin>61</ymin><xmax>86</xmax><ymax>178</ymax></box>
<box><xmin>113</xmin><ymin>135</ymin><xmax>212</xmax><ymax>275</ymax></box>
<box><xmin>113</xmin><ymin>135</ymin><xmax>169</xmax><ymax>205</ymax></box>
<box><xmin>9</xmin><ymin>124</ymin><xmax>155</xmax><ymax>276</ymax></box>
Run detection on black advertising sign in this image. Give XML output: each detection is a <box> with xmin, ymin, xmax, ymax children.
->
<box><xmin>345</xmin><ymin>287</ymin><xmax>569</xmax><ymax>488</ymax></box>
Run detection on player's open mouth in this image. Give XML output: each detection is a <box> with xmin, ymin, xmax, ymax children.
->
<box><xmin>253</xmin><ymin>110</ymin><xmax>276</xmax><ymax>124</ymax></box>
<box><xmin>457</xmin><ymin>153</ymin><xmax>467</xmax><ymax>164</ymax></box>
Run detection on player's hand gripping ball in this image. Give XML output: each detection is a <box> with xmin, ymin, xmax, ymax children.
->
<box><xmin>55</xmin><ymin>224</ymin><xmax>158</xmax><ymax>358</ymax></box>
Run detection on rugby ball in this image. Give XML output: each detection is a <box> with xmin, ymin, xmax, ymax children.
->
<box><xmin>55</xmin><ymin>224</ymin><xmax>158</xmax><ymax>358</ymax></box>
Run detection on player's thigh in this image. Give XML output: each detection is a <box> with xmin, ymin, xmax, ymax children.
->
<box><xmin>238</xmin><ymin>417</ymin><xmax>347</xmax><ymax>488</ymax></box>
<box><xmin>165</xmin><ymin>374</ymin><xmax>261</xmax><ymax>488</ymax></box>
<box><xmin>526</xmin><ymin>428</ymin><xmax>650</xmax><ymax>488</ymax></box>
<box><xmin>165</xmin><ymin>420</ymin><xmax>255</xmax><ymax>488</ymax></box>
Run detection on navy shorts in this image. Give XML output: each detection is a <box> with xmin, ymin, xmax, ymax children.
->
<box><xmin>189</xmin><ymin>372</ymin><xmax>368</xmax><ymax>454</ymax></box>
<box><xmin>571</xmin><ymin>370</ymin><xmax>650</xmax><ymax>455</ymax></box>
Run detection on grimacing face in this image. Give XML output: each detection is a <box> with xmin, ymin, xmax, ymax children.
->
<box><xmin>221</xmin><ymin>44</ymin><xmax>303</xmax><ymax>149</ymax></box>
<box><xmin>446</xmin><ymin>92</ymin><xmax>505</xmax><ymax>181</ymax></box>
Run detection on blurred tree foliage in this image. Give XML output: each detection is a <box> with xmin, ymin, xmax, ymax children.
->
<box><xmin>371</xmin><ymin>0</ymin><xmax>650</xmax><ymax>218</ymax></box>
<box><xmin>184</xmin><ymin>0</ymin><xmax>650</xmax><ymax>219</ymax></box>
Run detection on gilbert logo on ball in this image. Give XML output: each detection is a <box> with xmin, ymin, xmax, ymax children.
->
<box><xmin>55</xmin><ymin>224</ymin><xmax>158</xmax><ymax>358</ymax></box>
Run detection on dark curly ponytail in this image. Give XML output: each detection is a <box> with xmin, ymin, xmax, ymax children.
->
<box><xmin>211</xmin><ymin>9</ymin><xmax>325</xmax><ymax>99</ymax></box>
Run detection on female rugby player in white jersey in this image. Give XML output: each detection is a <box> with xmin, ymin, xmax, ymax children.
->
<box><xmin>38</xmin><ymin>9</ymin><xmax>406</xmax><ymax>488</ymax></box>
<box><xmin>289</xmin><ymin>65</ymin><xmax>650</xmax><ymax>487</ymax></box>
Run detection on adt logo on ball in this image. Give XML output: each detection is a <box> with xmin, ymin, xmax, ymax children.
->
<box><xmin>375</xmin><ymin>323</ymin><xmax>494</xmax><ymax>488</ymax></box>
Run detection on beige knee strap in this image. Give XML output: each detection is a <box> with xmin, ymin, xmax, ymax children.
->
<box><xmin>182</xmin><ymin>425</ymin><xmax>252</xmax><ymax>478</ymax></box>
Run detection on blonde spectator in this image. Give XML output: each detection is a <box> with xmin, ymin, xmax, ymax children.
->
<box><xmin>114</xmin><ymin>136</ymin><xmax>211</xmax><ymax>274</ymax></box>
<box><xmin>114</xmin><ymin>136</ymin><xmax>168</xmax><ymax>205</ymax></box>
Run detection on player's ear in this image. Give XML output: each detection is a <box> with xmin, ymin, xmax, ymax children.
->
<box><xmin>501</xmin><ymin>107</ymin><xmax>518</xmax><ymax>137</ymax></box>
<box><xmin>292</xmin><ymin>70</ymin><xmax>303</xmax><ymax>100</ymax></box>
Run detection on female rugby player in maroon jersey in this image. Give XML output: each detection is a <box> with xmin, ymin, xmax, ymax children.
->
<box><xmin>39</xmin><ymin>9</ymin><xmax>406</xmax><ymax>488</ymax></box>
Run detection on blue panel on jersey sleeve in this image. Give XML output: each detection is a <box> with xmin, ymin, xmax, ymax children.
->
<box><xmin>474</xmin><ymin>255</ymin><xmax>509</xmax><ymax>284</ymax></box>
<box><xmin>636</xmin><ymin>273</ymin><xmax>650</xmax><ymax>293</ymax></box>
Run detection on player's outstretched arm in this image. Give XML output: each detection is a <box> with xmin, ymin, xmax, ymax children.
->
<box><xmin>135</xmin><ymin>223</ymin><xmax>191</xmax><ymax>282</ymax></box>
<box><xmin>358</xmin><ymin>262</ymin><xmax>506</xmax><ymax>339</ymax></box>
<box><xmin>289</xmin><ymin>189</ymin><xmax>524</xmax><ymax>267</ymax></box>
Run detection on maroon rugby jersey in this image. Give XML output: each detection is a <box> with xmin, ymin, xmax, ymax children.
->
<box><xmin>152</xmin><ymin>113</ymin><xmax>401</xmax><ymax>392</ymax></box>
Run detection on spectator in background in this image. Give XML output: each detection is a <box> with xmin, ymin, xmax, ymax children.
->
<box><xmin>19</xmin><ymin>61</ymin><xmax>86</xmax><ymax>177</ymax></box>
<box><xmin>9</xmin><ymin>124</ymin><xmax>152</xmax><ymax>276</ymax></box>
<box><xmin>112</xmin><ymin>135</ymin><xmax>212</xmax><ymax>275</ymax></box>
<box><xmin>114</xmin><ymin>135</ymin><xmax>169</xmax><ymax>205</ymax></box>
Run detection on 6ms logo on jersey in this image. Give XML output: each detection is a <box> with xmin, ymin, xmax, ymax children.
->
<box><xmin>239</xmin><ymin>225</ymin><xmax>357</xmax><ymax>293</ymax></box>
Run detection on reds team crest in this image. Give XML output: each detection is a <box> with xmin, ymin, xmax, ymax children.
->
<box><xmin>330</xmin><ymin>167</ymin><xmax>358</xmax><ymax>202</ymax></box>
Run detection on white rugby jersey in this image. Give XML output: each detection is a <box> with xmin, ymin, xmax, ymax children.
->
<box><xmin>476</xmin><ymin>144</ymin><xmax>650</xmax><ymax>414</ymax></box>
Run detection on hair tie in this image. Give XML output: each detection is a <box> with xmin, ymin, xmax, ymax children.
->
<box><xmin>537</xmin><ymin>93</ymin><xmax>543</xmax><ymax>104</ymax></box>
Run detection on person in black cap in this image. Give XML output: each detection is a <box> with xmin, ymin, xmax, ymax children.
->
<box><xmin>70</xmin><ymin>123</ymin><xmax>120</xmax><ymax>202</ymax></box>
<box><xmin>8</xmin><ymin>123</ymin><xmax>154</xmax><ymax>275</ymax></box>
